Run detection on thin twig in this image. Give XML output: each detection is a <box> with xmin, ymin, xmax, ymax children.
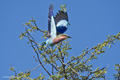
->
<box><xmin>29</xmin><ymin>64</ymin><xmax>46</xmax><ymax>72</ymax></box>
<box><xmin>27</xmin><ymin>32</ymin><xmax>51</xmax><ymax>76</ymax></box>
<box><xmin>32</xmin><ymin>18</ymin><xmax>44</xmax><ymax>33</ymax></box>
<box><xmin>66</xmin><ymin>63</ymin><xmax>81</xmax><ymax>77</ymax></box>
<box><xmin>89</xmin><ymin>67</ymin><xmax>106</xmax><ymax>79</ymax></box>
<box><xmin>26</xmin><ymin>29</ymin><xmax>59</xmax><ymax>71</ymax></box>
<box><xmin>10</xmin><ymin>65</ymin><xmax>17</xmax><ymax>77</ymax></box>
<box><xmin>59</xmin><ymin>42</ymin><xmax>67</xmax><ymax>79</ymax></box>
<box><xmin>66</xmin><ymin>47</ymin><xmax>97</xmax><ymax>65</ymax></box>
<box><xmin>51</xmin><ymin>47</ymin><xmax>54</xmax><ymax>75</ymax></box>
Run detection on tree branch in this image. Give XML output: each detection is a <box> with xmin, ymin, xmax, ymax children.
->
<box><xmin>66</xmin><ymin>47</ymin><xmax>97</xmax><ymax>65</ymax></box>
<box><xmin>26</xmin><ymin>32</ymin><xmax>51</xmax><ymax>76</ymax></box>
<box><xmin>29</xmin><ymin>64</ymin><xmax>46</xmax><ymax>72</ymax></box>
<box><xmin>25</xmin><ymin>29</ymin><xmax>59</xmax><ymax>72</ymax></box>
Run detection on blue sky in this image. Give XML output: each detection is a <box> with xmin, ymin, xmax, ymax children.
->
<box><xmin>1</xmin><ymin>0</ymin><xmax>120</xmax><ymax>80</ymax></box>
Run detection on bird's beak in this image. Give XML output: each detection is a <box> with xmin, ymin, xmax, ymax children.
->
<box><xmin>67</xmin><ymin>36</ymin><xmax>71</xmax><ymax>38</ymax></box>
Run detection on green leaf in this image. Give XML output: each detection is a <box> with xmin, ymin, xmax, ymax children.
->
<box><xmin>50</xmin><ymin>75</ymin><xmax>56</xmax><ymax>78</ymax></box>
<box><xmin>18</xmin><ymin>72</ymin><xmax>24</xmax><ymax>77</ymax></box>
<box><xmin>115</xmin><ymin>64</ymin><xmax>120</xmax><ymax>67</ymax></box>
<box><xmin>93</xmin><ymin>56</ymin><xmax>98</xmax><ymax>59</ymax></box>
<box><xmin>26</xmin><ymin>72</ymin><xmax>30</xmax><ymax>77</ymax></box>
<box><xmin>34</xmin><ymin>49</ymin><xmax>37</xmax><ymax>52</ymax></box>
<box><xmin>9</xmin><ymin>67</ymin><xmax>15</xmax><ymax>71</ymax></box>
<box><xmin>60</xmin><ymin>4</ymin><xmax>67</xmax><ymax>12</ymax></box>
<box><xmin>32</xmin><ymin>26</ymin><xmax>37</xmax><ymax>30</ymax></box>
<box><xmin>29</xmin><ymin>19</ymin><xmax>36</xmax><ymax>22</ymax></box>
<box><xmin>25</xmin><ymin>21</ymin><xmax>31</xmax><ymax>25</ymax></box>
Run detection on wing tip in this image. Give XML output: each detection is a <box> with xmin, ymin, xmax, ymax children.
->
<box><xmin>49</xmin><ymin>4</ymin><xmax>53</xmax><ymax>10</ymax></box>
<box><xmin>54</xmin><ymin>10</ymin><xmax>68</xmax><ymax>24</ymax></box>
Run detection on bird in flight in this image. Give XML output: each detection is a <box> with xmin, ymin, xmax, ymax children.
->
<box><xmin>42</xmin><ymin>4</ymin><xmax>70</xmax><ymax>47</ymax></box>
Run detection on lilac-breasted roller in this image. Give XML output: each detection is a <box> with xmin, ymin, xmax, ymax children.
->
<box><xmin>42</xmin><ymin>4</ymin><xmax>70</xmax><ymax>47</ymax></box>
<box><xmin>47</xmin><ymin>4</ymin><xmax>69</xmax><ymax>37</ymax></box>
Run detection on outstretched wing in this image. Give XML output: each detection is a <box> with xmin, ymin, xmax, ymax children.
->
<box><xmin>48</xmin><ymin>4</ymin><xmax>56</xmax><ymax>38</ymax></box>
<box><xmin>54</xmin><ymin>11</ymin><xmax>69</xmax><ymax>34</ymax></box>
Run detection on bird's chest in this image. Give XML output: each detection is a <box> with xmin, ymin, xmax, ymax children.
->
<box><xmin>53</xmin><ymin>36</ymin><xmax>66</xmax><ymax>44</ymax></box>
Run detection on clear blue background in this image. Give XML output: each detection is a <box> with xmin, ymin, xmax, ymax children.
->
<box><xmin>1</xmin><ymin>0</ymin><xmax>120</xmax><ymax>80</ymax></box>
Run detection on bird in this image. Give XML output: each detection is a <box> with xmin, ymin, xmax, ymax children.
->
<box><xmin>47</xmin><ymin>4</ymin><xmax>69</xmax><ymax>37</ymax></box>
<box><xmin>42</xmin><ymin>4</ymin><xmax>70</xmax><ymax>47</ymax></box>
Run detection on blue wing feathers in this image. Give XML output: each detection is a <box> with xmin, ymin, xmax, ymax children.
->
<box><xmin>54</xmin><ymin>10</ymin><xmax>69</xmax><ymax>34</ymax></box>
<box><xmin>54</xmin><ymin>11</ymin><xmax>68</xmax><ymax>25</ymax></box>
<box><xmin>48</xmin><ymin>4</ymin><xmax>54</xmax><ymax>37</ymax></box>
<box><xmin>57</xmin><ymin>26</ymin><xmax>67</xmax><ymax>34</ymax></box>
<box><xmin>49</xmin><ymin>4</ymin><xmax>53</xmax><ymax>16</ymax></box>
<box><xmin>48</xmin><ymin>4</ymin><xmax>69</xmax><ymax>36</ymax></box>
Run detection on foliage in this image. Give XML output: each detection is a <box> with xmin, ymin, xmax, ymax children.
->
<box><xmin>10</xmin><ymin>18</ymin><xmax>120</xmax><ymax>80</ymax></box>
<box><xmin>114</xmin><ymin>64</ymin><xmax>120</xmax><ymax>80</ymax></box>
<box><xmin>9</xmin><ymin>65</ymin><xmax>45</xmax><ymax>80</ymax></box>
<box><xmin>60</xmin><ymin>4</ymin><xmax>67</xmax><ymax>12</ymax></box>
<box><xmin>10</xmin><ymin>5</ymin><xmax>120</xmax><ymax>80</ymax></box>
